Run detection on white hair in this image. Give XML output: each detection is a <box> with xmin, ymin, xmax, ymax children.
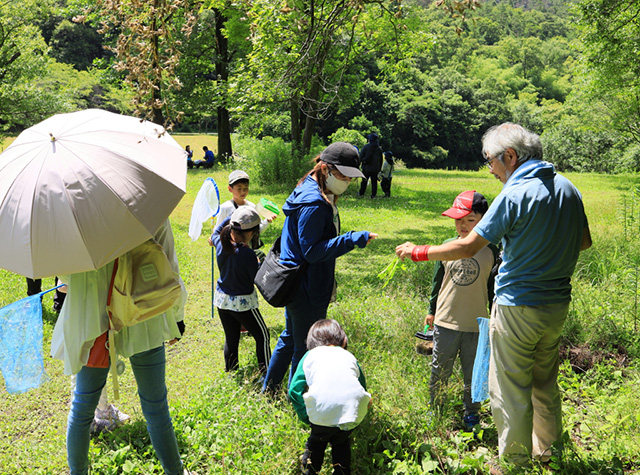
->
<box><xmin>482</xmin><ymin>123</ymin><xmax>542</xmax><ymax>164</ymax></box>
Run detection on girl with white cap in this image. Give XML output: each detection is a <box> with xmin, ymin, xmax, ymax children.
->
<box><xmin>209</xmin><ymin>206</ymin><xmax>271</xmax><ymax>374</ymax></box>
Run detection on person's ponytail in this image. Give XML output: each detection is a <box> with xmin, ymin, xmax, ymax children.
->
<box><xmin>220</xmin><ymin>225</ymin><xmax>235</xmax><ymax>255</ymax></box>
<box><xmin>297</xmin><ymin>156</ymin><xmax>331</xmax><ymax>204</ymax></box>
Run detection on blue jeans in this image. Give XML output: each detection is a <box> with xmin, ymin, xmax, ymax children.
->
<box><xmin>67</xmin><ymin>345</ymin><xmax>183</xmax><ymax>475</ymax></box>
<box><xmin>262</xmin><ymin>291</ymin><xmax>327</xmax><ymax>392</ymax></box>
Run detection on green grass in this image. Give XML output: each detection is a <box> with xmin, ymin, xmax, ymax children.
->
<box><xmin>1</xmin><ymin>161</ymin><xmax>640</xmax><ymax>474</ymax></box>
<box><xmin>0</xmin><ymin>136</ymin><xmax>15</xmax><ymax>152</ymax></box>
<box><xmin>173</xmin><ymin>133</ymin><xmax>219</xmax><ymax>158</ymax></box>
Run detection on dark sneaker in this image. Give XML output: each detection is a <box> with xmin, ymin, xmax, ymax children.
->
<box><xmin>463</xmin><ymin>413</ymin><xmax>480</xmax><ymax>431</ymax></box>
<box><xmin>90</xmin><ymin>416</ymin><xmax>117</xmax><ymax>434</ymax></box>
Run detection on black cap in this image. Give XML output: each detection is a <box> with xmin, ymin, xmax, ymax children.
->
<box><xmin>320</xmin><ymin>142</ymin><xmax>365</xmax><ymax>178</ymax></box>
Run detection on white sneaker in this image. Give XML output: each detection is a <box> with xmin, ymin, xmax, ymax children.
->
<box><xmin>107</xmin><ymin>404</ymin><xmax>130</xmax><ymax>423</ymax></box>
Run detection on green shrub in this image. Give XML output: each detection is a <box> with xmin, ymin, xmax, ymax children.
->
<box><xmin>329</xmin><ymin>127</ymin><xmax>367</xmax><ymax>149</ymax></box>
<box><xmin>616</xmin><ymin>143</ymin><xmax>640</xmax><ymax>173</ymax></box>
<box><xmin>232</xmin><ymin>135</ymin><xmax>316</xmax><ymax>189</ymax></box>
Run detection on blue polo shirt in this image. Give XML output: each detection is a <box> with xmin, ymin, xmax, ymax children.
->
<box><xmin>474</xmin><ymin>160</ymin><xmax>588</xmax><ymax>306</ymax></box>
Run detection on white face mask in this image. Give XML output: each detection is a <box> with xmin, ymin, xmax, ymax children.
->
<box><xmin>325</xmin><ymin>171</ymin><xmax>350</xmax><ymax>195</ymax></box>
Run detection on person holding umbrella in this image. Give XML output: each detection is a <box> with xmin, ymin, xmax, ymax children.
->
<box><xmin>52</xmin><ymin>220</ymin><xmax>190</xmax><ymax>475</ymax></box>
<box><xmin>0</xmin><ymin>109</ymin><xmax>194</xmax><ymax>475</ymax></box>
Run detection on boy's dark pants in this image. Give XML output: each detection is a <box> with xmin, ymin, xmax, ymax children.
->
<box><xmin>302</xmin><ymin>424</ymin><xmax>353</xmax><ymax>475</ymax></box>
<box><xmin>380</xmin><ymin>177</ymin><xmax>392</xmax><ymax>197</ymax></box>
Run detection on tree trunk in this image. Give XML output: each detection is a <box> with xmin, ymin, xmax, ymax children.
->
<box><xmin>214</xmin><ymin>7</ymin><xmax>233</xmax><ymax>161</ymax></box>
<box><xmin>150</xmin><ymin>8</ymin><xmax>164</xmax><ymax>126</ymax></box>
<box><xmin>151</xmin><ymin>87</ymin><xmax>164</xmax><ymax>125</ymax></box>
<box><xmin>291</xmin><ymin>96</ymin><xmax>303</xmax><ymax>158</ymax></box>
<box><xmin>217</xmin><ymin>107</ymin><xmax>232</xmax><ymax>161</ymax></box>
<box><xmin>302</xmin><ymin>78</ymin><xmax>321</xmax><ymax>154</ymax></box>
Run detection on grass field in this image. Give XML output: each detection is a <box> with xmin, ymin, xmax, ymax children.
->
<box><xmin>1</xmin><ymin>143</ymin><xmax>640</xmax><ymax>474</ymax></box>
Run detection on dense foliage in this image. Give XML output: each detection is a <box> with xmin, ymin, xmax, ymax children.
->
<box><xmin>1</xmin><ymin>0</ymin><xmax>640</xmax><ymax>172</ymax></box>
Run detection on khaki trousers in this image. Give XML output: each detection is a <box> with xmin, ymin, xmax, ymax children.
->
<box><xmin>489</xmin><ymin>302</ymin><xmax>569</xmax><ymax>465</ymax></box>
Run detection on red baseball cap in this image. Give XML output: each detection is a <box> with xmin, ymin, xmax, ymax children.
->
<box><xmin>442</xmin><ymin>190</ymin><xmax>488</xmax><ymax>219</ymax></box>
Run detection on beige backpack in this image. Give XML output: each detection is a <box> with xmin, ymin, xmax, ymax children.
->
<box><xmin>106</xmin><ymin>239</ymin><xmax>182</xmax><ymax>331</ymax></box>
<box><xmin>105</xmin><ymin>239</ymin><xmax>182</xmax><ymax>399</ymax></box>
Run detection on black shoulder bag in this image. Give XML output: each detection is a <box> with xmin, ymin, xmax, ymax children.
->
<box><xmin>254</xmin><ymin>236</ymin><xmax>308</xmax><ymax>307</ymax></box>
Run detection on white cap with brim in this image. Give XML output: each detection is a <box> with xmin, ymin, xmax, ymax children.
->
<box><xmin>229</xmin><ymin>170</ymin><xmax>250</xmax><ymax>186</ymax></box>
<box><xmin>320</xmin><ymin>142</ymin><xmax>365</xmax><ymax>179</ymax></box>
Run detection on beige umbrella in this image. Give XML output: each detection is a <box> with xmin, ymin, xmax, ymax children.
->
<box><xmin>0</xmin><ymin>109</ymin><xmax>186</xmax><ymax>279</ymax></box>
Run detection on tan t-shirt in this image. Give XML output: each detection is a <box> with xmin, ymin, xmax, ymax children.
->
<box><xmin>433</xmin><ymin>243</ymin><xmax>495</xmax><ymax>333</ymax></box>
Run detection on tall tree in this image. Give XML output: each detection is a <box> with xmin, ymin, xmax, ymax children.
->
<box><xmin>242</xmin><ymin>0</ymin><xmax>363</xmax><ymax>155</ymax></box>
<box><xmin>172</xmin><ymin>3</ymin><xmax>251</xmax><ymax>159</ymax></box>
<box><xmin>241</xmin><ymin>0</ymin><xmax>479</xmax><ymax>158</ymax></box>
<box><xmin>578</xmin><ymin>0</ymin><xmax>640</xmax><ymax>143</ymax></box>
<box><xmin>85</xmin><ymin>0</ymin><xmax>197</xmax><ymax>126</ymax></box>
<box><xmin>0</xmin><ymin>0</ymin><xmax>72</xmax><ymax>134</ymax></box>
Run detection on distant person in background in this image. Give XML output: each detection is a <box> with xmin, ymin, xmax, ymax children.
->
<box><xmin>358</xmin><ymin>133</ymin><xmax>383</xmax><ymax>199</ymax></box>
<box><xmin>194</xmin><ymin>146</ymin><xmax>215</xmax><ymax>169</ymax></box>
<box><xmin>378</xmin><ymin>151</ymin><xmax>395</xmax><ymax>198</ymax></box>
<box><xmin>185</xmin><ymin>145</ymin><xmax>194</xmax><ymax>169</ymax></box>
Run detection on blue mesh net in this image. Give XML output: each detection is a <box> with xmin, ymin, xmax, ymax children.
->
<box><xmin>471</xmin><ymin>317</ymin><xmax>490</xmax><ymax>403</ymax></box>
<box><xmin>0</xmin><ymin>293</ymin><xmax>49</xmax><ymax>394</ymax></box>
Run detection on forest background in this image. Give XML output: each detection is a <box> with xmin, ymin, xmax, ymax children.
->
<box><xmin>2</xmin><ymin>0</ymin><xmax>640</xmax><ymax>175</ymax></box>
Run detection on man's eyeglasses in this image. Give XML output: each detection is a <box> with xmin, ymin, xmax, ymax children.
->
<box><xmin>484</xmin><ymin>151</ymin><xmax>504</xmax><ymax>170</ymax></box>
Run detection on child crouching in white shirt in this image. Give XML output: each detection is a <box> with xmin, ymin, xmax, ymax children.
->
<box><xmin>289</xmin><ymin>319</ymin><xmax>371</xmax><ymax>475</ymax></box>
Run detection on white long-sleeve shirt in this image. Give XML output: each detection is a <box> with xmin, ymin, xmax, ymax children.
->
<box><xmin>50</xmin><ymin>220</ymin><xmax>186</xmax><ymax>375</ymax></box>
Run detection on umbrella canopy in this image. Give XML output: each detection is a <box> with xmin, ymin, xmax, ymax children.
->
<box><xmin>0</xmin><ymin>109</ymin><xmax>187</xmax><ymax>279</ymax></box>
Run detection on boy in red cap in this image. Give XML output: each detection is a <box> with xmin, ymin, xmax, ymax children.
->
<box><xmin>421</xmin><ymin>191</ymin><xmax>499</xmax><ymax>430</ymax></box>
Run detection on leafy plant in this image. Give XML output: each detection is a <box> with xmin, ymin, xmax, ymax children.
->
<box><xmin>377</xmin><ymin>256</ymin><xmax>407</xmax><ymax>289</ymax></box>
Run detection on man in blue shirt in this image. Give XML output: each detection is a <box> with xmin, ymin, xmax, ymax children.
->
<box><xmin>396</xmin><ymin>123</ymin><xmax>592</xmax><ymax>470</ymax></box>
<box><xmin>194</xmin><ymin>146</ymin><xmax>215</xmax><ymax>168</ymax></box>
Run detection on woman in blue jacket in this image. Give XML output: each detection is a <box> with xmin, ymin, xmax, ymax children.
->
<box><xmin>262</xmin><ymin>142</ymin><xmax>377</xmax><ymax>392</ymax></box>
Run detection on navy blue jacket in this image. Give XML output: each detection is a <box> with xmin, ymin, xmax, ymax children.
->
<box><xmin>212</xmin><ymin>217</ymin><xmax>259</xmax><ymax>295</ymax></box>
<box><xmin>359</xmin><ymin>141</ymin><xmax>383</xmax><ymax>174</ymax></box>
<box><xmin>280</xmin><ymin>176</ymin><xmax>369</xmax><ymax>307</ymax></box>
